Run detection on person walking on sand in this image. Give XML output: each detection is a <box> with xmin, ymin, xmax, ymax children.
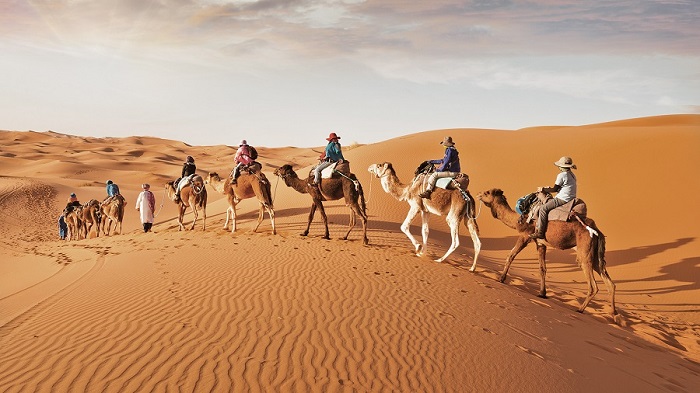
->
<box><xmin>58</xmin><ymin>214</ymin><xmax>68</xmax><ymax>240</ymax></box>
<box><xmin>136</xmin><ymin>183</ymin><xmax>156</xmax><ymax>232</ymax></box>
<box><xmin>418</xmin><ymin>136</ymin><xmax>461</xmax><ymax>199</ymax></box>
<box><xmin>313</xmin><ymin>132</ymin><xmax>345</xmax><ymax>185</ymax></box>
<box><xmin>530</xmin><ymin>156</ymin><xmax>578</xmax><ymax>239</ymax></box>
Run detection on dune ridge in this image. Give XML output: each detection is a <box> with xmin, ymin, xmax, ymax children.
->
<box><xmin>1</xmin><ymin>115</ymin><xmax>699</xmax><ymax>392</ymax></box>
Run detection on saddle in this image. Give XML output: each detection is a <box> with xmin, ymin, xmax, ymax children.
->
<box><xmin>435</xmin><ymin>174</ymin><xmax>470</xmax><ymax>191</ymax></box>
<box><xmin>313</xmin><ymin>160</ymin><xmax>351</xmax><ymax>180</ymax></box>
<box><xmin>525</xmin><ymin>192</ymin><xmax>587</xmax><ymax>223</ymax></box>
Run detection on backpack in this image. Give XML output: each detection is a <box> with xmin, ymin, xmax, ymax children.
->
<box><xmin>249</xmin><ymin>146</ymin><xmax>258</xmax><ymax>160</ymax></box>
<box><xmin>515</xmin><ymin>193</ymin><xmax>539</xmax><ymax>215</ymax></box>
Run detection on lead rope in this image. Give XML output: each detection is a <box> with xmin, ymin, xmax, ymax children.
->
<box><xmin>272</xmin><ymin>175</ymin><xmax>280</xmax><ymax>204</ymax></box>
<box><xmin>153</xmin><ymin>188</ymin><xmax>167</xmax><ymax>218</ymax></box>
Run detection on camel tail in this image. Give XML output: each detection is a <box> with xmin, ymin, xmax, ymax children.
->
<box><xmin>357</xmin><ymin>180</ymin><xmax>368</xmax><ymax>216</ymax></box>
<box><xmin>596</xmin><ymin>228</ymin><xmax>607</xmax><ymax>272</ymax></box>
<box><xmin>262</xmin><ymin>175</ymin><xmax>274</xmax><ymax>208</ymax></box>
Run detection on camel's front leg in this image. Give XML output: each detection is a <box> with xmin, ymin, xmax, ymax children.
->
<box><xmin>499</xmin><ymin>236</ymin><xmax>530</xmax><ymax>282</ymax></box>
<box><xmin>420</xmin><ymin>210</ymin><xmax>430</xmax><ymax>257</ymax></box>
<box><xmin>536</xmin><ymin>242</ymin><xmax>547</xmax><ymax>298</ymax></box>
<box><xmin>230</xmin><ymin>205</ymin><xmax>238</xmax><ymax>233</ymax></box>
<box><xmin>302</xmin><ymin>204</ymin><xmax>316</xmax><ymax>236</ymax></box>
<box><xmin>400</xmin><ymin>205</ymin><xmax>423</xmax><ymax>256</ymax></box>
<box><xmin>201</xmin><ymin>205</ymin><xmax>206</xmax><ymax>231</ymax></box>
<box><xmin>435</xmin><ymin>215</ymin><xmax>460</xmax><ymax>263</ymax></box>
<box><xmin>178</xmin><ymin>206</ymin><xmax>186</xmax><ymax>231</ymax></box>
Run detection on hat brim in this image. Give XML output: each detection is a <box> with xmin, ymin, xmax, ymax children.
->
<box><xmin>327</xmin><ymin>137</ymin><xmax>341</xmax><ymax>141</ymax></box>
<box><xmin>440</xmin><ymin>141</ymin><xmax>454</xmax><ymax>147</ymax></box>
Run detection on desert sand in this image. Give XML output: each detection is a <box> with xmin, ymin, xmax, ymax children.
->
<box><xmin>1</xmin><ymin>114</ymin><xmax>699</xmax><ymax>392</ymax></box>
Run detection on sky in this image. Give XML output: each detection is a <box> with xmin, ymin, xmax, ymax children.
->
<box><xmin>1</xmin><ymin>0</ymin><xmax>699</xmax><ymax>147</ymax></box>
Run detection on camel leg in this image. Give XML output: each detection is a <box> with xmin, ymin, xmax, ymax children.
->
<box><xmin>577</xmin><ymin>254</ymin><xmax>599</xmax><ymax>313</ymax></box>
<box><xmin>499</xmin><ymin>236</ymin><xmax>530</xmax><ymax>283</ymax></box>
<box><xmin>268</xmin><ymin>206</ymin><xmax>276</xmax><ymax>235</ymax></box>
<box><xmin>400</xmin><ymin>205</ymin><xmax>423</xmax><ymax>256</ymax></box>
<box><xmin>342</xmin><ymin>207</ymin><xmax>356</xmax><ymax>241</ymax></box>
<box><xmin>316</xmin><ymin>202</ymin><xmax>330</xmax><ymax>240</ymax></box>
<box><xmin>231</xmin><ymin>205</ymin><xmax>238</xmax><ymax>233</ymax></box>
<box><xmin>536</xmin><ymin>242</ymin><xmax>548</xmax><ymax>298</ymax></box>
<box><xmin>302</xmin><ymin>204</ymin><xmax>316</xmax><ymax>236</ymax></box>
<box><xmin>435</xmin><ymin>214</ymin><xmax>460</xmax><ymax>263</ymax></box>
<box><xmin>420</xmin><ymin>210</ymin><xmax>430</xmax><ymax>256</ymax></box>
<box><xmin>178</xmin><ymin>206</ymin><xmax>186</xmax><ymax>231</ymax></box>
<box><xmin>357</xmin><ymin>205</ymin><xmax>368</xmax><ymax>246</ymax></box>
<box><xmin>224</xmin><ymin>206</ymin><xmax>232</xmax><ymax>231</ymax></box>
<box><xmin>252</xmin><ymin>204</ymin><xmax>265</xmax><ymax>232</ymax></box>
<box><xmin>466</xmin><ymin>218</ymin><xmax>481</xmax><ymax>272</ymax></box>
<box><xmin>202</xmin><ymin>204</ymin><xmax>206</xmax><ymax>231</ymax></box>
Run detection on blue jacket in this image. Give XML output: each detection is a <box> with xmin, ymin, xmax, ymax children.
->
<box><xmin>324</xmin><ymin>141</ymin><xmax>345</xmax><ymax>162</ymax></box>
<box><xmin>107</xmin><ymin>183</ymin><xmax>120</xmax><ymax>197</ymax></box>
<box><xmin>430</xmin><ymin>146</ymin><xmax>460</xmax><ymax>172</ymax></box>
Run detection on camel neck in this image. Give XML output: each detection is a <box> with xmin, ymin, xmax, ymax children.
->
<box><xmin>491</xmin><ymin>196</ymin><xmax>521</xmax><ymax>230</ymax></box>
<box><xmin>285</xmin><ymin>174</ymin><xmax>309</xmax><ymax>194</ymax></box>
<box><xmin>381</xmin><ymin>172</ymin><xmax>409</xmax><ymax>201</ymax></box>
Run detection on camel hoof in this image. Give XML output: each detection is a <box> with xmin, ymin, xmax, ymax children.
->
<box><xmin>363</xmin><ymin>239</ymin><xmax>368</xmax><ymax>246</ymax></box>
<box><xmin>323</xmin><ymin>236</ymin><xmax>331</xmax><ymax>240</ymax></box>
<box><xmin>498</xmin><ymin>275</ymin><xmax>507</xmax><ymax>283</ymax></box>
<box><xmin>538</xmin><ymin>293</ymin><xmax>548</xmax><ymax>299</ymax></box>
<box><xmin>300</xmin><ymin>232</ymin><xmax>308</xmax><ymax>237</ymax></box>
<box><xmin>469</xmin><ymin>267</ymin><xmax>476</xmax><ymax>273</ymax></box>
<box><xmin>434</xmin><ymin>258</ymin><xmax>444</xmax><ymax>263</ymax></box>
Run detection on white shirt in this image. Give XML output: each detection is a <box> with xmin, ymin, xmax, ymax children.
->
<box><xmin>554</xmin><ymin>170</ymin><xmax>577</xmax><ymax>202</ymax></box>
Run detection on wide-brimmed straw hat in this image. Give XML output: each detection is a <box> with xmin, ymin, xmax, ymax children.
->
<box><xmin>326</xmin><ymin>132</ymin><xmax>341</xmax><ymax>141</ymax></box>
<box><xmin>554</xmin><ymin>156</ymin><xmax>576</xmax><ymax>169</ymax></box>
<box><xmin>440</xmin><ymin>136</ymin><xmax>455</xmax><ymax>147</ymax></box>
<box><xmin>239</xmin><ymin>139</ymin><xmax>248</xmax><ymax>146</ymax></box>
<box><xmin>142</xmin><ymin>183</ymin><xmax>150</xmax><ymax>190</ymax></box>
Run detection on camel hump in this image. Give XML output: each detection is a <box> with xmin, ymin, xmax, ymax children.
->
<box><xmin>334</xmin><ymin>160</ymin><xmax>351</xmax><ymax>174</ymax></box>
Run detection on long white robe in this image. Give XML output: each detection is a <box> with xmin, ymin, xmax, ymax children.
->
<box><xmin>136</xmin><ymin>190</ymin><xmax>155</xmax><ymax>224</ymax></box>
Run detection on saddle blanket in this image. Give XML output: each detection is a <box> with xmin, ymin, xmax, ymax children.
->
<box><xmin>321</xmin><ymin>162</ymin><xmax>337</xmax><ymax>179</ymax></box>
<box><xmin>435</xmin><ymin>177</ymin><xmax>453</xmax><ymax>189</ymax></box>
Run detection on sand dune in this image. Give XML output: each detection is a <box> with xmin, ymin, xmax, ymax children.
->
<box><xmin>1</xmin><ymin>115</ymin><xmax>699</xmax><ymax>392</ymax></box>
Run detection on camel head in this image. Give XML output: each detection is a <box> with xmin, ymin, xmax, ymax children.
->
<box><xmin>273</xmin><ymin>164</ymin><xmax>297</xmax><ymax>179</ymax></box>
<box><xmin>476</xmin><ymin>188</ymin><xmax>505</xmax><ymax>208</ymax></box>
<box><xmin>206</xmin><ymin>172</ymin><xmax>220</xmax><ymax>184</ymax></box>
<box><xmin>367</xmin><ymin>162</ymin><xmax>393</xmax><ymax>178</ymax></box>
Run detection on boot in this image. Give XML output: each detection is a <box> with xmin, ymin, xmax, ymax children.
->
<box><xmin>419</xmin><ymin>188</ymin><xmax>433</xmax><ymax>199</ymax></box>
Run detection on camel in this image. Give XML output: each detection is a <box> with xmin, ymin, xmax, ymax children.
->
<box><xmin>101</xmin><ymin>194</ymin><xmax>126</xmax><ymax>236</ymax></box>
<box><xmin>81</xmin><ymin>199</ymin><xmax>101</xmax><ymax>238</ymax></box>
<box><xmin>367</xmin><ymin>162</ymin><xmax>481</xmax><ymax>269</ymax></box>
<box><xmin>273</xmin><ymin>163</ymin><xmax>368</xmax><ymax>245</ymax></box>
<box><xmin>206</xmin><ymin>169</ymin><xmax>276</xmax><ymax>234</ymax></box>
<box><xmin>476</xmin><ymin>188</ymin><xmax>616</xmax><ymax>315</ymax></box>
<box><xmin>165</xmin><ymin>175</ymin><xmax>207</xmax><ymax>231</ymax></box>
<box><xmin>63</xmin><ymin>205</ymin><xmax>83</xmax><ymax>241</ymax></box>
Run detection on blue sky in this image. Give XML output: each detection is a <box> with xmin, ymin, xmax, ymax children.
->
<box><xmin>1</xmin><ymin>0</ymin><xmax>699</xmax><ymax>147</ymax></box>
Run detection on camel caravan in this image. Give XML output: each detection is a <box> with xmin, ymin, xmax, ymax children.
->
<box><xmin>61</xmin><ymin>195</ymin><xmax>126</xmax><ymax>241</ymax></box>
<box><xmin>55</xmin><ymin>133</ymin><xmax>617</xmax><ymax>317</ymax></box>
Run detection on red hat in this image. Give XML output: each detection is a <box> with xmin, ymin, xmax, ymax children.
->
<box><xmin>326</xmin><ymin>132</ymin><xmax>341</xmax><ymax>141</ymax></box>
